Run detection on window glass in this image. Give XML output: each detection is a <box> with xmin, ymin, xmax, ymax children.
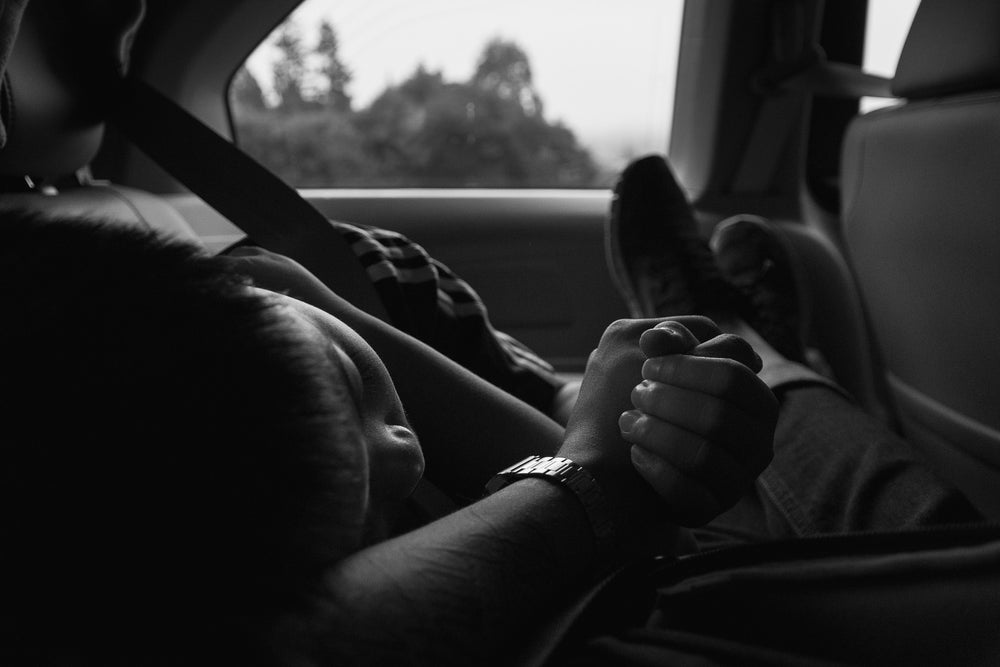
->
<box><xmin>861</xmin><ymin>0</ymin><xmax>920</xmax><ymax>113</ymax></box>
<box><xmin>230</xmin><ymin>0</ymin><xmax>684</xmax><ymax>188</ymax></box>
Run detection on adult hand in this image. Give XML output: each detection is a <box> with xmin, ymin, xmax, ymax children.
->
<box><xmin>556</xmin><ymin>316</ymin><xmax>725</xmax><ymax>524</ymax></box>
<box><xmin>623</xmin><ymin>320</ymin><xmax>778</xmax><ymax>526</ymax></box>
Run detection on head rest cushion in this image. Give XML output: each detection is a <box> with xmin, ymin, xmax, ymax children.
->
<box><xmin>892</xmin><ymin>0</ymin><xmax>1000</xmax><ymax>99</ymax></box>
<box><xmin>0</xmin><ymin>0</ymin><xmax>29</xmax><ymax>150</ymax></box>
<box><xmin>0</xmin><ymin>0</ymin><xmax>145</xmax><ymax>178</ymax></box>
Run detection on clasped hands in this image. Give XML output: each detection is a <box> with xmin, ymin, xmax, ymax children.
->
<box><xmin>560</xmin><ymin>316</ymin><xmax>778</xmax><ymax>528</ymax></box>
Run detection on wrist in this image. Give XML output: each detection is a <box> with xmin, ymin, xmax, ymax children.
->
<box><xmin>485</xmin><ymin>456</ymin><xmax>616</xmax><ymax>558</ymax></box>
<box><xmin>560</xmin><ymin>448</ymin><xmax>670</xmax><ymax>537</ymax></box>
<box><xmin>484</xmin><ymin>455</ymin><xmax>673</xmax><ymax>564</ymax></box>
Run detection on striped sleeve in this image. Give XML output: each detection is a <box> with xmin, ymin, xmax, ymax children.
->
<box><xmin>333</xmin><ymin>221</ymin><xmax>563</xmax><ymax>414</ymax></box>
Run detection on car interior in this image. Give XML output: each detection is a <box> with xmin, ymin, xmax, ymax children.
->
<box><xmin>1</xmin><ymin>0</ymin><xmax>999</xmax><ymax>662</ymax></box>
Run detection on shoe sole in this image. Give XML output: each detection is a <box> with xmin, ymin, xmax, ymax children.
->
<box><xmin>711</xmin><ymin>214</ymin><xmax>812</xmax><ymax>348</ymax></box>
<box><xmin>605</xmin><ymin>155</ymin><xmax>687</xmax><ymax>318</ymax></box>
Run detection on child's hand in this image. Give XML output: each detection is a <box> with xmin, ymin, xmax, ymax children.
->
<box><xmin>222</xmin><ymin>246</ymin><xmax>334</xmax><ymax>303</ymax></box>
<box><xmin>222</xmin><ymin>246</ymin><xmax>370</xmax><ymax>326</ymax></box>
<box><xmin>622</xmin><ymin>321</ymin><xmax>778</xmax><ymax>526</ymax></box>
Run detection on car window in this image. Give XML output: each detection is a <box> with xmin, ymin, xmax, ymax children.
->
<box><xmin>861</xmin><ymin>0</ymin><xmax>920</xmax><ymax>112</ymax></box>
<box><xmin>229</xmin><ymin>0</ymin><xmax>684</xmax><ymax>189</ymax></box>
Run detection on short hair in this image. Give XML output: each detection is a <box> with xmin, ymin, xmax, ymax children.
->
<box><xmin>0</xmin><ymin>211</ymin><xmax>366</xmax><ymax>664</ymax></box>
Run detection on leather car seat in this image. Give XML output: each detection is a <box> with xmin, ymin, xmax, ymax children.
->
<box><xmin>0</xmin><ymin>0</ymin><xmax>202</xmax><ymax>245</ymax></box>
<box><xmin>839</xmin><ymin>0</ymin><xmax>1000</xmax><ymax>517</ymax></box>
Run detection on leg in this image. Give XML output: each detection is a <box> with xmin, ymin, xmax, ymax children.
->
<box><xmin>605</xmin><ymin>157</ymin><xmax>983</xmax><ymax>549</ymax></box>
<box><xmin>693</xmin><ymin>338</ymin><xmax>982</xmax><ymax>549</ymax></box>
<box><xmin>696</xmin><ymin>382</ymin><xmax>983</xmax><ymax>548</ymax></box>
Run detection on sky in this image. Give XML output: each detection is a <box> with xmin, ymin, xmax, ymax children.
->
<box><xmin>247</xmin><ymin>0</ymin><xmax>922</xmax><ymax>169</ymax></box>
<box><xmin>862</xmin><ymin>0</ymin><xmax>921</xmax><ymax>111</ymax></box>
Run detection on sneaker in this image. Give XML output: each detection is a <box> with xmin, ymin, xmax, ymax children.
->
<box><xmin>606</xmin><ymin>155</ymin><xmax>738</xmax><ymax>319</ymax></box>
<box><xmin>709</xmin><ymin>215</ymin><xmax>808</xmax><ymax>363</ymax></box>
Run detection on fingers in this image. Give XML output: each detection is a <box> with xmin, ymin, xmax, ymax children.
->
<box><xmin>623</xmin><ymin>411</ymin><xmax>754</xmax><ymax>505</ymax></box>
<box><xmin>630</xmin><ymin>445</ymin><xmax>726</xmax><ymax>526</ymax></box>
<box><xmin>691</xmin><ymin>334</ymin><xmax>762</xmax><ymax>373</ymax></box>
<box><xmin>639</xmin><ymin>316</ymin><xmax>732</xmax><ymax>359</ymax></box>
<box><xmin>217</xmin><ymin>246</ymin><xmax>283</xmax><ymax>277</ymax></box>
<box><xmin>640</xmin><ymin>354</ymin><xmax>777</xmax><ymax>419</ymax></box>
<box><xmin>640</xmin><ymin>319</ymin><xmax>761</xmax><ymax>375</ymax></box>
<box><xmin>625</xmin><ymin>320</ymin><xmax>777</xmax><ymax>527</ymax></box>
<box><xmin>629</xmin><ymin>381</ymin><xmax>774</xmax><ymax>473</ymax></box>
<box><xmin>639</xmin><ymin>321</ymin><xmax>701</xmax><ymax>357</ymax></box>
<box><xmin>223</xmin><ymin>245</ymin><xmax>269</xmax><ymax>258</ymax></box>
<box><xmin>657</xmin><ymin>316</ymin><xmax>723</xmax><ymax>343</ymax></box>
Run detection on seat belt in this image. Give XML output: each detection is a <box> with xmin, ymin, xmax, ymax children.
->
<box><xmin>731</xmin><ymin>56</ymin><xmax>892</xmax><ymax>194</ymax></box>
<box><xmin>108</xmin><ymin>77</ymin><xmax>390</xmax><ymax>324</ymax></box>
<box><xmin>108</xmin><ymin>79</ymin><xmax>469</xmax><ymax>519</ymax></box>
<box><xmin>762</xmin><ymin>59</ymin><xmax>892</xmax><ymax>99</ymax></box>
<box><xmin>731</xmin><ymin>0</ymin><xmax>893</xmax><ymax>195</ymax></box>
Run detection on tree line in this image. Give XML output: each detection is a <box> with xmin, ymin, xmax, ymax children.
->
<box><xmin>230</xmin><ymin>21</ymin><xmax>604</xmax><ymax>188</ymax></box>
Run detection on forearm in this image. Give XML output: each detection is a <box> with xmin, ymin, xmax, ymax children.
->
<box><xmin>224</xmin><ymin>250</ymin><xmax>565</xmax><ymax>499</ymax></box>
<box><xmin>295</xmin><ymin>287</ymin><xmax>563</xmax><ymax>500</ymax></box>
<box><xmin>315</xmin><ymin>478</ymin><xmax>674</xmax><ymax>666</ymax></box>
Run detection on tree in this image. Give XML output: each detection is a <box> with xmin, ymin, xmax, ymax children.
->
<box><xmin>234</xmin><ymin>30</ymin><xmax>599</xmax><ymax>188</ymax></box>
<box><xmin>357</xmin><ymin>43</ymin><xmax>598</xmax><ymax>187</ymax></box>
<box><xmin>353</xmin><ymin>66</ymin><xmax>446</xmax><ymax>184</ymax></box>
<box><xmin>234</xmin><ymin>109</ymin><xmax>373</xmax><ymax>187</ymax></box>
<box><xmin>229</xmin><ymin>66</ymin><xmax>266</xmax><ymax>113</ymax></box>
<box><xmin>472</xmin><ymin>38</ymin><xmax>542</xmax><ymax>116</ymax></box>
<box><xmin>272</xmin><ymin>24</ymin><xmax>307</xmax><ymax>112</ymax></box>
<box><xmin>316</xmin><ymin>20</ymin><xmax>353</xmax><ymax>112</ymax></box>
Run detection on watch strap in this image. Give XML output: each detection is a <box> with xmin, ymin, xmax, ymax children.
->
<box><xmin>484</xmin><ymin>455</ymin><xmax>616</xmax><ymax>549</ymax></box>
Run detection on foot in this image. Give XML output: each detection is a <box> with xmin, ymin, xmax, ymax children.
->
<box><xmin>709</xmin><ymin>215</ymin><xmax>808</xmax><ymax>363</ymax></box>
<box><xmin>606</xmin><ymin>155</ymin><xmax>739</xmax><ymax>320</ymax></box>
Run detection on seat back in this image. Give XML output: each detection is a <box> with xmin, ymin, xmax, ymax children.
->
<box><xmin>0</xmin><ymin>0</ymin><xmax>202</xmax><ymax>244</ymax></box>
<box><xmin>840</xmin><ymin>0</ymin><xmax>1000</xmax><ymax>517</ymax></box>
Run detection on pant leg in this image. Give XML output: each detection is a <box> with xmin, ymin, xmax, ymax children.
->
<box><xmin>694</xmin><ymin>383</ymin><xmax>983</xmax><ymax>549</ymax></box>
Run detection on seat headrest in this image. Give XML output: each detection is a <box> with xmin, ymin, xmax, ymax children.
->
<box><xmin>0</xmin><ymin>0</ymin><xmax>145</xmax><ymax>180</ymax></box>
<box><xmin>892</xmin><ymin>0</ymin><xmax>1000</xmax><ymax>99</ymax></box>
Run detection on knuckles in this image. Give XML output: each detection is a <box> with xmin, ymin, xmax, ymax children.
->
<box><xmin>601</xmin><ymin>318</ymin><xmax>645</xmax><ymax>345</ymax></box>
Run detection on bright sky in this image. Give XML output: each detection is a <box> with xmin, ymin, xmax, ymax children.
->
<box><xmin>246</xmin><ymin>0</ymin><xmax>923</xmax><ymax>167</ymax></box>
<box><xmin>247</xmin><ymin>0</ymin><xmax>683</xmax><ymax>170</ymax></box>
<box><xmin>862</xmin><ymin>0</ymin><xmax>921</xmax><ymax>111</ymax></box>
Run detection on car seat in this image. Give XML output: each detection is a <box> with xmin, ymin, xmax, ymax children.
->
<box><xmin>1</xmin><ymin>0</ymin><xmax>391</xmax><ymax>321</ymax></box>
<box><xmin>0</xmin><ymin>0</ymin><xmax>203</xmax><ymax>243</ymax></box>
<box><xmin>838</xmin><ymin>0</ymin><xmax>1000</xmax><ymax>518</ymax></box>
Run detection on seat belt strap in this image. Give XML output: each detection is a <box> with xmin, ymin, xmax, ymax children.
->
<box><xmin>766</xmin><ymin>60</ymin><xmax>892</xmax><ymax>99</ymax></box>
<box><xmin>731</xmin><ymin>0</ymin><xmax>892</xmax><ymax>195</ymax></box>
<box><xmin>730</xmin><ymin>0</ymin><xmax>815</xmax><ymax>195</ymax></box>
<box><xmin>108</xmin><ymin>77</ymin><xmax>390</xmax><ymax>323</ymax></box>
<box><xmin>730</xmin><ymin>92</ymin><xmax>802</xmax><ymax>195</ymax></box>
<box><xmin>731</xmin><ymin>59</ymin><xmax>892</xmax><ymax>194</ymax></box>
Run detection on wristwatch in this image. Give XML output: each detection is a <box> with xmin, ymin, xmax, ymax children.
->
<box><xmin>484</xmin><ymin>455</ymin><xmax>616</xmax><ymax>549</ymax></box>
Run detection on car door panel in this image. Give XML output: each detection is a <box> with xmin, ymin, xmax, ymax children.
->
<box><xmin>167</xmin><ymin>191</ymin><xmax>628</xmax><ymax>372</ymax></box>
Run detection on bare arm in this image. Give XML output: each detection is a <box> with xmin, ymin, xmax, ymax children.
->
<box><xmin>311</xmin><ymin>317</ymin><xmax>775</xmax><ymax>667</ymax></box>
<box><xmin>225</xmin><ymin>247</ymin><xmax>563</xmax><ymax>501</ymax></box>
<box><xmin>315</xmin><ymin>478</ymin><xmax>653</xmax><ymax>666</ymax></box>
<box><xmin>225</xmin><ymin>250</ymin><xmax>776</xmax><ymax>666</ymax></box>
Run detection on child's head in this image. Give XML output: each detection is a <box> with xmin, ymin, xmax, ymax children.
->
<box><xmin>268</xmin><ymin>291</ymin><xmax>425</xmax><ymax>545</ymax></box>
<box><xmin>0</xmin><ymin>210</ymin><xmax>420</xmax><ymax>662</ymax></box>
